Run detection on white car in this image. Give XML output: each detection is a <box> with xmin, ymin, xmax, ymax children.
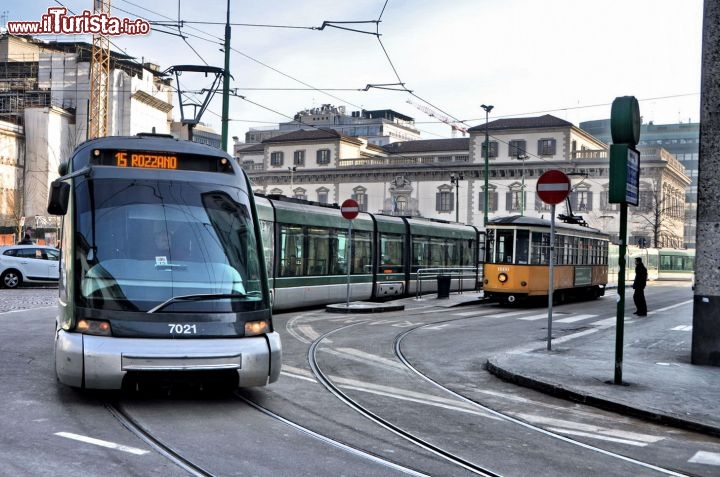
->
<box><xmin>0</xmin><ymin>245</ymin><xmax>60</xmax><ymax>289</ymax></box>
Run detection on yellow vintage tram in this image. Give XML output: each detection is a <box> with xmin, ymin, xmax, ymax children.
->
<box><xmin>482</xmin><ymin>216</ymin><xmax>609</xmax><ymax>304</ymax></box>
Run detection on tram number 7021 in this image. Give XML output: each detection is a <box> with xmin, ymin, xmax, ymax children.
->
<box><xmin>168</xmin><ymin>324</ymin><xmax>198</xmax><ymax>334</ymax></box>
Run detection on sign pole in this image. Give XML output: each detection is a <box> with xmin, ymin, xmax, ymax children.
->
<box><xmin>547</xmin><ymin>203</ymin><xmax>555</xmax><ymax>350</ymax></box>
<box><xmin>340</xmin><ymin>198</ymin><xmax>360</xmax><ymax>309</ymax></box>
<box><xmin>346</xmin><ymin>219</ymin><xmax>352</xmax><ymax>308</ymax></box>
<box><xmin>614</xmin><ymin>202</ymin><xmax>628</xmax><ymax>384</ymax></box>
<box><xmin>536</xmin><ymin>170</ymin><xmax>571</xmax><ymax>352</ymax></box>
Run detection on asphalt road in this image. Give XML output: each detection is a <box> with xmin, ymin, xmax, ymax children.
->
<box><xmin>1</xmin><ymin>284</ymin><xmax>717</xmax><ymax>476</ymax></box>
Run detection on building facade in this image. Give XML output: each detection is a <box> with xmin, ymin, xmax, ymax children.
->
<box><xmin>239</xmin><ymin>114</ymin><xmax>690</xmax><ymax>248</ymax></box>
<box><xmin>580</xmin><ymin>119</ymin><xmax>699</xmax><ymax>248</ymax></box>
<box><xmin>0</xmin><ymin>33</ymin><xmax>174</xmax><ymax>242</ymax></box>
<box><xmin>241</xmin><ymin>104</ymin><xmax>421</xmax><ymax>147</ymax></box>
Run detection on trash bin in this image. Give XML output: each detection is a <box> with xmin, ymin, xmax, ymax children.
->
<box><xmin>437</xmin><ymin>275</ymin><xmax>451</xmax><ymax>299</ymax></box>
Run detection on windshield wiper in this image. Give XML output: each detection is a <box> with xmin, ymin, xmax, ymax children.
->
<box><xmin>147</xmin><ymin>293</ymin><xmax>248</xmax><ymax>314</ymax></box>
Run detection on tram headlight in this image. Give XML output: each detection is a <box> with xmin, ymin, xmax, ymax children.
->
<box><xmin>245</xmin><ymin>319</ymin><xmax>269</xmax><ymax>336</ymax></box>
<box><xmin>498</xmin><ymin>273</ymin><xmax>508</xmax><ymax>283</ymax></box>
<box><xmin>75</xmin><ymin>319</ymin><xmax>112</xmax><ymax>336</ymax></box>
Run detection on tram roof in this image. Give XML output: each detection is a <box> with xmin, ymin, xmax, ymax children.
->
<box><xmin>488</xmin><ymin>215</ymin><xmax>606</xmax><ymax>236</ymax></box>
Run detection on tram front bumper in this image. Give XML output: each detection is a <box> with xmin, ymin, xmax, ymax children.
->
<box><xmin>55</xmin><ymin>329</ymin><xmax>282</xmax><ymax>390</ymax></box>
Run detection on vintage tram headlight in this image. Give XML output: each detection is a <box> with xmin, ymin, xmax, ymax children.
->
<box><xmin>498</xmin><ymin>273</ymin><xmax>508</xmax><ymax>283</ymax></box>
<box><xmin>75</xmin><ymin>319</ymin><xmax>112</xmax><ymax>336</ymax></box>
<box><xmin>245</xmin><ymin>319</ymin><xmax>270</xmax><ymax>336</ymax></box>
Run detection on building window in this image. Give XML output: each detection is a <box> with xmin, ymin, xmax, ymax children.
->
<box><xmin>317</xmin><ymin>149</ymin><xmax>331</xmax><ymax>165</ymax></box>
<box><xmin>482</xmin><ymin>141</ymin><xmax>499</xmax><ymax>158</ymax></box>
<box><xmin>293</xmin><ymin>188</ymin><xmax>307</xmax><ymax>200</ymax></box>
<box><xmin>317</xmin><ymin>187</ymin><xmax>329</xmax><ymax>204</ymax></box>
<box><xmin>270</xmin><ymin>151</ymin><xmax>284</xmax><ymax>166</ymax></box>
<box><xmin>506</xmin><ymin>185</ymin><xmax>526</xmax><ymax>212</ymax></box>
<box><xmin>570</xmin><ymin>187</ymin><xmax>593</xmax><ymax>211</ymax></box>
<box><xmin>478</xmin><ymin>188</ymin><xmax>498</xmax><ymax>212</ymax></box>
<box><xmin>537</xmin><ymin>138</ymin><xmax>556</xmax><ymax>156</ymax></box>
<box><xmin>293</xmin><ymin>150</ymin><xmax>305</xmax><ymax>166</ymax></box>
<box><xmin>352</xmin><ymin>187</ymin><xmax>368</xmax><ymax>212</ymax></box>
<box><xmin>436</xmin><ymin>186</ymin><xmax>454</xmax><ymax>213</ymax></box>
<box><xmin>508</xmin><ymin>140</ymin><xmax>527</xmax><ymax>158</ymax></box>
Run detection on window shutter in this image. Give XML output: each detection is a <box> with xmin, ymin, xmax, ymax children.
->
<box><xmin>586</xmin><ymin>191</ymin><xmax>593</xmax><ymax>211</ymax></box>
<box><xmin>478</xmin><ymin>192</ymin><xmax>485</xmax><ymax>210</ymax></box>
<box><xmin>506</xmin><ymin>192</ymin><xmax>512</xmax><ymax>211</ymax></box>
<box><xmin>450</xmin><ymin>192</ymin><xmax>455</xmax><ymax>212</ymax></box>
<box><xmin>435</xmin><ymin>193</ymin><xmax>441</xmax><ymax>211</ymax></box>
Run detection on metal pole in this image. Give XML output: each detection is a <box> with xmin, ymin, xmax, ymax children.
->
<box><xmin>547</xmin><ymin>203</ymin><xmax>556</xmax><ymax>351</ymax></box>
<box><xmin>451</xmin><ymin>174</ymin><xmax>462</xmax><ymax>222</ymax></box>
<box><xmin>220</xmin><ymin>0</ymin><xmax>231</xmax><ymax>151</ymax></box>
<box><xmin>521</xmin><ymin>157</ymin><xmax>525</xmax><ymax>216</ymax></box>
<box><xmin>481</xmin><ymin>105</ymin><xmax>493</xmax><ymax>228</ymax></box>
<box><xmin>346</xmin><ymin>220</ymin><xmax>353</xmax><ymax>308</ymax></box>
<box><xmin>614</xmin><ymin>202</ymin><xmax>628</xmax><ymax>384</ymax></box>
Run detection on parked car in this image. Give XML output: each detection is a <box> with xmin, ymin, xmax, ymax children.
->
<box><xmin>0</xmin><ymin>245</ymin><xmax>60</xmax><ymax>289</ymax></box>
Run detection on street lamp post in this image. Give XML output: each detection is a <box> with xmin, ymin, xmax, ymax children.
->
<box><xmin>481</xmin><ymin>104</ymin><xmax>493</xmax><ymax>227</ymax></box>
<box><xmin>288</xmin><ymin>166</ymin><xmax>296</xmax><ymax>195</ymax></box>
<box><xmin>517</xmin><ymin>153</ymin><xmax>528</xmax><ymax>216</ymax></box>
<box><xmin>450</xmin><ymin>173</ymin><xmax>464</xmax><ymax>222</ymax></box>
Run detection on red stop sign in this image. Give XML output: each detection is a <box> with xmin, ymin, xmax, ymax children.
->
<box><xmin>341</xmin><ymin>198</ymin><xmax>359</xmax><ymax>219</ymax></box>
<box><xmin>536</xmin><ymin>170</ymin><xmax>571</xmax><ymax>205</ymax></box>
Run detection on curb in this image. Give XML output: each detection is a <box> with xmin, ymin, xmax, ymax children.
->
<box><xmin>485</xmin><ymin>358</ymin><xmax>720</xmax><ymax>438</ymax></box>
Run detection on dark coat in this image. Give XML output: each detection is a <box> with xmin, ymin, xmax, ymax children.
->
<box><xmin>633</xmin><ymin>261</ymin><xmax>648</xmax><ymax>290</ymax></box>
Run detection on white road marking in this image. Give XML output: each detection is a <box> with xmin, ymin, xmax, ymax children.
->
<box><xmin>554</xmin><ymin>314</ymin><xmax>597</xmax><ymax>323</ymax></box>
<box><xmin>55</xmin><ymin>432</ymin><xmax>149</xmax><ymax>455</ymax></box>
<box><xmin>688</xmin><ymin>450</ymin><xmax>720</xmax><ymax>466</ymax></box>
<box><xmin>671</xmin><ymin>325</ymin><xmax>692</xmax><ymax>331</ymax></box>
<box><xmin>546</xmin><ymin>427</ymin><xmax>649</xmax><ymax>447</ymax></box>
<box><xmin>518</xmin><ymin>313</ymin><xmax>550</xmax><ymax>321</ymax></box>
<box><xmin>518</xmin><ymin>414</ymin><xmax>663</xmax><ymax>444</ymax></box>
<box><xmin>592</xmin><ymin>317</ymin><xmax>618</xmax><ymax>327</ymax></box>
<box><xmin>485</xmin><ymin>310</ymin><xmax>535</xmax><ymax>318</ymax></box>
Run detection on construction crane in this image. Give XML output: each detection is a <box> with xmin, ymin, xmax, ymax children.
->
<box><xmin>89</xmin><ymin>0</ymin><xmax>111</xmax><ymax>139</ymax></box>
<box><xmin>406</xmin><ymin>99</ymin><xmax>467</xmax><ymax>137</ymax></box>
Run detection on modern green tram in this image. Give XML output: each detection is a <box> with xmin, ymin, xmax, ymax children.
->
<box><xmin>255</xmin><ymin>195</ymin><xmax>483</xmax><ymax>311</ymax></box>
<box><xmin>47</xmin><ymin>134</ymin><xmax>281</xmax><ymax>390</ymax></box>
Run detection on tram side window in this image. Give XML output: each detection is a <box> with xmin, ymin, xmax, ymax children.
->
<box><xmin>352</xmin><ymin>231</ymin><xmax>372</xmax><ymax>274</ymax></box>
<box><xmin>515</xmin><ymin>230</ymin><xmax>529</xmax><ymax>264</ymax></box>
<box><xmin>531</xmin><ymin>232</ymin><xmax>550</xmax><ymax>265</ymax></box>
<box><xmin>307</xmin><ymin>227</ymin><xmax>329</xmax><ymax>275</ymax></box>
<box><xmin>412</xmin><ymin>237</ymin><xmax>431</xmax><ymax>272</ymax></box>
<box><xmin>430</xmin><ymin>238</ymin><xmax>447</xmax><ymax>267</ymax></box>
<box><xmin>333</xmin><ymin>231</ymin><xmax>348</xmax><ymax>274</ymax></box>
<box><xmin>259</xmin><ymin>219</ymin><xmax>274</xmax><ymax>278</ymax></box>
<box><xmin>280</xmin><ymin>225</ymin><xmax>304</xmax><ymax>277</ymax></box>
<box><xmin>380</xmin><ymin>233</ymin><xmax>404</xmax><ymax>272</ymax></box>
<box><xmin>495</xmin><ymin>230</ymin><xmax>514</xmax><ymax>264</ymax></box>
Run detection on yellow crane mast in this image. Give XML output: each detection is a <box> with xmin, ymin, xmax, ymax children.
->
<box><xmin>89</xmin><ymin>0</ymin><xmax>111</xmax><ymax>139</ymax></box>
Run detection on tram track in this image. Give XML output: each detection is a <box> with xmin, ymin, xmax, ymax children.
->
<box><xmin>307</xmin><ymin>323</ymin><xmax>503</xmax><ymax>477</ymax></box>
<box><xmin>104</xmin><ymin>400</ymin><xmax>217</xmax><ymax>477</ymax></box>
<box><xmin>393</xmin><ymin>320</ymin><xmax>691</xmax><ymax>477</ymax></box>
<box><xmin>302</xmin><ymin>317</ymin><xmax>692</xmax><ymax>477</ymax></box>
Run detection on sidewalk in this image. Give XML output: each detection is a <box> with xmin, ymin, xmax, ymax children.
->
<box><xmin>481</xmin><ymin>299</ymin><xmax>720</xmax><ymax>438</ymax></box>
<box><xmin>340</xmin><ymin>290</ymin><xmax>720</xmax><ymax>437</ymax></box>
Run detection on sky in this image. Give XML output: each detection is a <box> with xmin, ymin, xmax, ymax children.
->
<box><xmin>4</xmin><ymin>0</ymin><xmax>705</xmax><ymax>151</ymax></box>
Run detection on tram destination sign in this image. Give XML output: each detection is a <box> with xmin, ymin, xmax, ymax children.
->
<box><xmin>90</xmin><ymin>149</ymin><xmax>233</xmax><ymax>173</ymax></box>
<box><xmin>536</xmin><ymin>170</ymin><xmax>571</xmax><ymax>205</ymax></box>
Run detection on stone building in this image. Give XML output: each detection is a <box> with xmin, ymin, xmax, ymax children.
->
<box><xmin>239</xmin><ymin>114</ymin><xmax>690</xmax><ymax>247</ymax></box>
<box><xmin>0</xmin><ymin>33</ymin><xmax>174</xmax><ymax>243</ymax></box>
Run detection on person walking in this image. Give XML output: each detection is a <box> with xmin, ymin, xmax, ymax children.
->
<box><xmin>632</xmin><ymin>256</ymin><xmax>648</xmax><ymax>316</ymax></box>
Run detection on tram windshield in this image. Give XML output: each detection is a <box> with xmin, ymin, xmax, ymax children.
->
<box><xmin>73</xmin><ymin>178</ymin><xmax>264</xmax><ymax>313</ymax></box>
